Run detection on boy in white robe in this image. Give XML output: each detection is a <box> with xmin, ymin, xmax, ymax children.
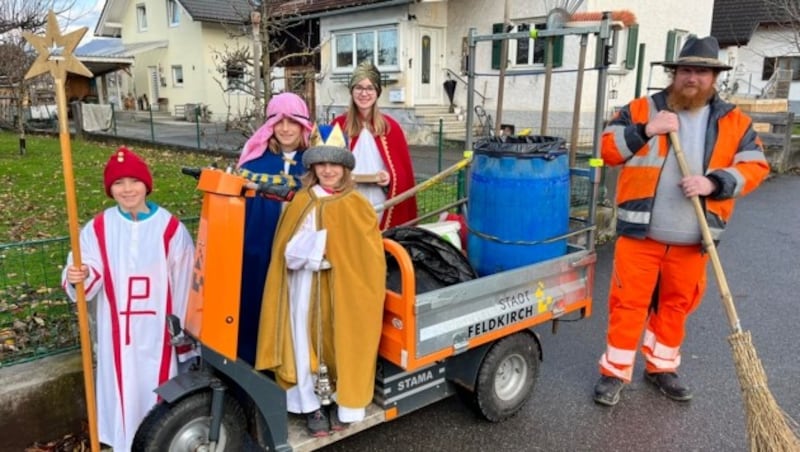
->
<box><xmin>63</xmin><ymin>147</ymin><xmax>195</xmax><ymax>451</ymax></box>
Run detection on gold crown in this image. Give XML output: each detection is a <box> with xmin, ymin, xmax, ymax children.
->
<box><xmin>309</xmin><ymin>123</ymin><xmax>348</xmax><ymax>148</ymax></box>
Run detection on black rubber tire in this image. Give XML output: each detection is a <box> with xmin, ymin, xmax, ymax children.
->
<box><xmin>473</xmin><ymin>332</ymin><xmax>540</xmax><ymax>422</ymax></box>
<box><xmin>132</xmin><ymin>391</ymin><xmax>246</xmax><ymax>452</ymax></box>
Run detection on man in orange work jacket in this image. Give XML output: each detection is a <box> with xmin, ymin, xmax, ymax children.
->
<box><xmin>593</xmin><ymin>36</ymin><xmax>770</xmax><ymax>406</ymax></box>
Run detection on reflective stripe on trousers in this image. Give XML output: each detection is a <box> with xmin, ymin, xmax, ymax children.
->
<box><xmin>599</xmin><ymin>236</ymin><xmax>707</xmax><ymax>381</ymax></box>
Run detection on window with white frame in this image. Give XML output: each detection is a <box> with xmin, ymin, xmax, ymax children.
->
<box><xmin>608</xmin><ymin>28</ymin><xmax>626</xmax><ymax>67</ymax></box>
<box><xmin>665</xmin><ymin>29</ymin><xmax>690</xmax><ymax>63</ymax></box>
<box><xmin>172</xmin><ymin>65</ymin><xmax>184</xmax><ymax>86</ymax></box>
<box><xmin>226</xmin><ymin>62</ymin><xmax>246</xmax><ymax>91</ymax></box>
<box><xmin>167</xmin><ymin>0</ymin><xmax>180</xmax><ymax>26</ymax></box>
<box><xmin>492</xmin><ymin>21</ymin><xmax>563</xmax><ymax>69</ymax></box>
<box><xmin>333</xmin><ymin>26</ymin><xmax>398</xmax><ymax>72</ymax></box>
<box><xmin>510</xmin><ymin>23</ymin><xmax>546</xmax><ymax>66</ymax></box>
<box><xmin>137</xmin><ymin>4</ymin><xmax>148</xmax><ymax>31</ymax></box>
<box><xmin>607</xmin><ymin>24</ymin><xmax>639</xmax><ymax>70</ymax></box>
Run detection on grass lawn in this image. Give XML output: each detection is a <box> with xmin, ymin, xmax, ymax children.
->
<box><xmin>0</xmin><ymin>131</ymin><xmax>231</xmax><ymax>243</ymax></box>
<box><xmin>0</xmin><ymin>130</ymin><xmax>464</xmax><ymax>365</ymax></box>
<box><xmin>0</xmin><ymin>131</ymin><xmax>232</xmax><ymax>364</ymax></box>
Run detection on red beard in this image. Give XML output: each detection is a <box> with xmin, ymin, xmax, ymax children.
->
<box><xmin>667</xmin><ymin>83</ymin><xmax>716</xmax><ymax>111</ymax></box>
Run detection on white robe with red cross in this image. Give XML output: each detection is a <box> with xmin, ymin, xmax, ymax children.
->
<box><xmin>62</xmin><ymin>205</ymin><xmax>195</xmax><ymax>451</ymax></box>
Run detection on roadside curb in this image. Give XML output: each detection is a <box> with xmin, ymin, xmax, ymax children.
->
<box><xmin>0</xmin><ymin>351</ymin><xmax>86</xmax><ymax>451</ymax></box>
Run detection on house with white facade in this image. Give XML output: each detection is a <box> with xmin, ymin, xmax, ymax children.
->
<box><xmin>91</xmin><ymin>0</ymin><xmax>265</xmax><ymax>120</ymax></box>
<box><xmin>314</xmin><ymin>0</ymin><xmax>713</xmax><ymax>144</ymax></box>
<box><xmin>711</xmin><ymin>0</ymin><xmax>800</xmax><ymax>113</ymax></box>
<box><xmin>84</xmin><ymin>0</ymin><xmax>715</xmax><ymax>145</ymax></box>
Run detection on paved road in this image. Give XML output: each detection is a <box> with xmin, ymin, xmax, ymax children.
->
<box><xmin>316</xmin><ymin>175</ymin><xmax>800</xmax><ymax>452</ymax></box>
<box><xmin>92</xmin><ymin>119</ymin><xmax>800</xmax><ymax>451</ymax></box>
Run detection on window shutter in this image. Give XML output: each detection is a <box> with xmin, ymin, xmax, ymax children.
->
<box><xmin>544</xmin><ymin>36</ymin><xmax>564</xmax><ymax>68</ymax></box>
<box><xmin>625</xmin><ymin>25</ymin><xmax>639</xmax><ymax>70</ymax></box>
<box><xmin>492</xmin><ymin>23</ymin><xmax>503</xmax><ymax>69</ymax></box>
<box><xmin>553</xmin><ymin>36</ymin><xmax>564</xmax><ymax>67</ymax></box>
<box><xmin>665</xmin><ymin>30</ymin><xmax>677</xmax><ymax>62</ymax></box>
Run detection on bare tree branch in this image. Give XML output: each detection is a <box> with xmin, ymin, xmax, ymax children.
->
<box><xmin>1</xmin><ymin>0</ymin><xmax>84</xmax><ymax>144</ymax></box>
<box><xmin>0</xmin><ymin>0</ymin><xmax>79</xmax><ymax>35</ymax></box>
<box><xmin>209</xmin><ymin>1</ymin><xmax>323</xmax><ymax>133</ymax></box>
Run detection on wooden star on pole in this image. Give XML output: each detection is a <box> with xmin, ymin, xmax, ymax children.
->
<box><xmin>23</xmin><ymin>10</ymin><xmax>93</xmax><ymax>82</ymax></box>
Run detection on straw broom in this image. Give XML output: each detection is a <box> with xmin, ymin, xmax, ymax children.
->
<box><xmin>669</xmin><ymin>132</ymin><xmax>800</xmax><ymax>452</ymax></box>
<box><xmin>23</xmin><ymin>12</ymin><xmax>101</xmax><ymax>452</ymax></box>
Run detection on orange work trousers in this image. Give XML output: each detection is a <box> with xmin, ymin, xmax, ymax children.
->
<box><xmin>599</xmin><ymin>236</ymin><xmax>708</xmax><ymax>381</ymax></box>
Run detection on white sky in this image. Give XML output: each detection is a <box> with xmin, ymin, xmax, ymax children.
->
<box><xmin>63</xmin><ymin>0</ymin><xmax>104</xmax><ymax>43</ymax></box>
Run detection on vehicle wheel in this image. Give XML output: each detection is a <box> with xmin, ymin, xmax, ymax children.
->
<box><xmin>473</xmin><ymin>332</ymin><xmax>540</xmax><ymax>422</ymax></box>
<box><xmin>132</xmin><ymin>391</ymin><xmax>246</xmax><ymax>452</ymax></box>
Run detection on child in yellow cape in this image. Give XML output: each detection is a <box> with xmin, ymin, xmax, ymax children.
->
<box><xmin>254</xmin><ymin>134</ymin><xmax>386</xmax><ymax>437</ymax></box>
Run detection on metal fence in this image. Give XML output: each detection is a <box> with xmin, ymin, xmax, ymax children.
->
<box><xmin>0</xmin><ymin>118</ymin><xmax>601</xmax><ymax>366</ymax></box>
<box><xmin>0</xmin><ymin>237</ymin><xmax>80</xmax><ymax>367</ymax></box>
<box><xmin>0</xmin><ymin>174</ymin><xmax>465</xmax><ymax>367</ymax></box>
<box><xmin>0</xmin><ymin>218</ymin><xmax>199</xmax><ymax>367</ymax></box>
<box><xmin>0</xmin><ymin>102</ymin><xmax>59</xmax><ymax>132</ymax></box>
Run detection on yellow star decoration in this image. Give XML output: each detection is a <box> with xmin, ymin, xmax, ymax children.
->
<box><xmin>23</xmin><ymin>10</ymin><xmax>93</xmax><ymax>81</ymax></box>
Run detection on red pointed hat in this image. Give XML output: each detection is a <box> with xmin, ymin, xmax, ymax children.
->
<box><xmin>103</xmin><ymin>146</ymin><xmax>153</xmax><ymax>197</ymax></box>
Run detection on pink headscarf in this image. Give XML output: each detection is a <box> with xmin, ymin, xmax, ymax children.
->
<box><xmin>237</xmin><ymin>92</ymin><xmax>314</xmax><ymax>168</ymax></box>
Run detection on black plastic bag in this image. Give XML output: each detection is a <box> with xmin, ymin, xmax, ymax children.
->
<box><xmin>384</xmin><ymin>227</ymin><xmax>477</xmax><ymax>294</ymax></box>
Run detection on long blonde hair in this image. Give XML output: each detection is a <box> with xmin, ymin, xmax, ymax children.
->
<box><xmin>343</xmin><ymin>97</ymin><xmax>389</xmax><ymax>139</ymax></box>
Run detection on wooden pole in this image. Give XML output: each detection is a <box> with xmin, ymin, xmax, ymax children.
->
<box><xmin>23</xmin><ymin>12</ymin><xmax>100</xmax><ymax>450</ymax></box>
<box><xmin>56</xmin><ymin>80</ymin><xmax>100</xmax><ymax>452</ymax></box>
<box><xmin>568</xmin><ymin>34</ymin><xmax>588</xmax><ymax>167</ymax></box>
<box><xmin>494</xmin><ymin>0</ymin><xmax>510</xmax><ymax>136</ymax></box>
<box><xmin>541</xmin><ymin>37</ymin><xmax>553</xmax><ymax>135</ymax></box>
<box><xmin>56</xmin><ymin>77</ymin><xmax>101</xmax><ymax>452</ymax></box>
<box><xmin>251</xmin><ymin>11</ymin><xmax>262</xmax><ymax>115</ymax></box>
<box><xmin>668</xmin><ymin>131</ymin><xmax>740</xmax><ymax>332</ymax></box>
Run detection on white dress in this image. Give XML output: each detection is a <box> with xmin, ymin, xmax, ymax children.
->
<box><xmin>62</xmin><ymin>204</ymin><xmax>195</xmax><ymax>451</ymax></box>
<box><xmin>352</xmin><ymin>127</ymin><xmax>388</xmax><ymax>223</ymax></box>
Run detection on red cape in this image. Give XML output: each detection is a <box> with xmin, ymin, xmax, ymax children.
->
<box><xmin>332</xmin><ymin>114</ymin><xmax>417</xmax><ymax>229</ymax></box>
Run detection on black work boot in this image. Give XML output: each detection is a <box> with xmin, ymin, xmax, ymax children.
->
<box><xmin>644</xmin><ymin>371</ymin><xmax>693</xmax><ymax>401</ymax></box>
<box><xmin>306</xmin><ymin>408</ymin><xmax>330</xmax><ymax>437</ymax></box>
<box><xmin>327</xmin><ymin>404</ymin><xmax>350</xmax><ymax>432</ymax></box>
<box><xmin>593</xmin><ymin>375</ymin><xmax>625</xmax><ymax>406</ymax></box>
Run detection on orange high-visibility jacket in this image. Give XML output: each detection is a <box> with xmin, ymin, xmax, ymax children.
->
<box><xmin>601</xmin><ymin>91</ymin><xmax>770</xmax><ymax>241</ymax></box>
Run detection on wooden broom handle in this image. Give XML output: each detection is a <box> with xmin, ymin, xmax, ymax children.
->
<box><xmin>668</xmin><ymin>132</ymin><xmax>742</xmax><ymax>333</ymax></box>
<box><xmin>375</xmin><ymin>156</ymin><xmax>471</xmax><ymax>213</ymax></box>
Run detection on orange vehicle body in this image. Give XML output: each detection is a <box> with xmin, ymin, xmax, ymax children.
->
<box><xmin>185</xmin><ymin>170</ymin><xmax>250</xmax><ymax>361</ymax></box>
<box><xmin>185</xmin><ymin>168</ymin><xmax>592</xmax><ymax>372</ymax></box>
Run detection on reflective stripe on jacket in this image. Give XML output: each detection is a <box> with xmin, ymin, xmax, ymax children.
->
<box><xmin>601</xmin><ymin>91</ymin><xmax>769</xmax><ymax>241</ymax></box>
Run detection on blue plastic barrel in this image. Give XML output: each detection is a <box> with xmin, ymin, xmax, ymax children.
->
<box><xmin>467</xmin><ymin>136</ymin><xmax>570</xmax><ymax>276</ymax></box>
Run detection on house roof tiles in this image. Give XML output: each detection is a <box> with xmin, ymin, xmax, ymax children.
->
<box><xmin>711</xmin><ymin>0</ymin><xmax>782</xmax><ymax>47</ymax></box>
<box><xmin>177</xmin><ymin>0</ymin><xmax>253</xmax><ymax>24</ymax></box>
<box><xmin>177</xmin><ymin>0</ymin><xmax>396</xmax><ymax>24</ymax></box>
